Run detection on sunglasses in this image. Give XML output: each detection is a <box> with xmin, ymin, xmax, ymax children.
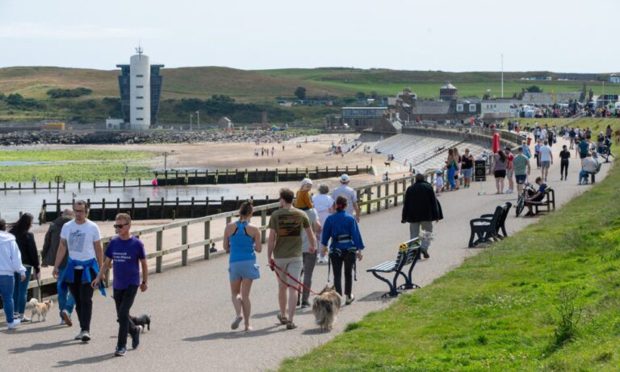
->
<box><xmin>113</xmin><ymin>223</ymin><xmax>129</xmax><ymax>229</ymax></box>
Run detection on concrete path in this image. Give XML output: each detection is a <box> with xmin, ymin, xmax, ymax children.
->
<box><xmin>0</xmin><ymin>140</ymin><xmax>612</xmax><ymax>371</ymax></box>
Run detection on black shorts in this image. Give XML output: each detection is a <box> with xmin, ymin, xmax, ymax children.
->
<box><xmin>494</xmin><ymin>170</ymin><xmax>506</xmax><ymax>178</ymax></box>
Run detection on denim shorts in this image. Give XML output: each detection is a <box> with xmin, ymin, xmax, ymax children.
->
<box><xmin>461</xmin><ymin>168</ymin><xmax>473</xmax><ymax>179</ymax></box>
<box><xmin>541</xmin><ymin>161</ymin><xmax>551</xmax><ymax>169</ymax></box>
<box><xmin>516</xmin><ymin>175</ymin><xmax>527</xmax><ymax>184</ymax></box>
<box><xmin>229</xmin><ymin>260</ymin><xmax>260</xmax><ymax>281</ymax></box>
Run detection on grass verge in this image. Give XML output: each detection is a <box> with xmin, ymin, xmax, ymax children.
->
<box><xmin>281</xmin><ymin>138</ymin><xmax>620</xmax><ymax>370</ymax></box>
<box><xmin>0</xmin><ymin>149</ymin><xmax>155</xmax><ymax>182</ymax></box>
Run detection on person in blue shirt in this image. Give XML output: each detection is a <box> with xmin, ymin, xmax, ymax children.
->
<box><xmin>223</xmin><ymin>202</ymin><xmax>262</xmax><ymax>332</ymax></box>
<box><xmin>524</xmin><ymin>177</ymin><xmax>548</xmax><ymax>216</ymax></box>
<box><xmin>321</xmin><ymin>196</ymin><xmax>364</xmax><ymax>305</ymax></box>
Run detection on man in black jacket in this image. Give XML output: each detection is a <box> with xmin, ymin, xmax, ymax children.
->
<box><xmin>41</xmin><ymin>209</ymin><xmax>75</xmax><ymax>326</ymax></box>
<box><xmin>401</xmin><ymin>174</ymin><xmax>443</xmax><ymax>258</ymax></box>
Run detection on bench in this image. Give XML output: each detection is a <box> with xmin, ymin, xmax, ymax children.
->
<box><xmin>525</xmin><ymin>188</ymin><xmax>555</xmax><ymax>214</ymax></box>
<box><xmin>367</xmin><ymin>238</ymin><xmax>421</xmax><ymax>297</ymax></box>
<box><xmin>468</xmin><ymin>202</ymin><xmax>512</xmax><ymax>248</ymax></box>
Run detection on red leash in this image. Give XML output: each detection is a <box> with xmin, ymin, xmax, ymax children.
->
<box><xmin>270</xmin><ymin>261</ymin><xmax>320</xmax><ymax>296</ymax></box>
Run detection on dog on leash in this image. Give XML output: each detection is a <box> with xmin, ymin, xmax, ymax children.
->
<box><xmin>130</xmin><ymin>314</ymin><xmax>151</xmax><ymax>332</ymax></box>
<box><xmin>28</xmin><ymin>298</ymin><xmax>53</xmax><ymax>322</ymax></box>
<box><xmin>312</xmin><ymin>285</ymin><xmax>341</xmax><ymax>332</ymax></box>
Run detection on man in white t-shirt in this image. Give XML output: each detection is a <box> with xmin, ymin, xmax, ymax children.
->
<box><xmin>538</xmin><ymin>141</ymin><xmax>553</xmax><ymax>182</ymax></box>
<box><xmin>53</xmin><ymin>200</ymin><xmax>103</xmax><ymax>342</ymax></box>
<box><xmin>331</xmin><ymin>174</ymin><xmax>360</xmax><ymax>222</ymax></box>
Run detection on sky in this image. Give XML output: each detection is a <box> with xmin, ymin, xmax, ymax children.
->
<box><xmin>0</xmin><ymin>0</ymin><xmax>617</xmax><ymax>73</ymax></box>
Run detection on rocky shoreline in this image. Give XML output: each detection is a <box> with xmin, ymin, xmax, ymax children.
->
<box><xmin>0</xmin><ymin>129</ymin><xmax>297</xmax><ymax>146</ymax></box>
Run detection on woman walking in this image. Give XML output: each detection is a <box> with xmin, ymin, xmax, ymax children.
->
<box><xmin>460</xmin><ymin>148</ymin><xmax>474</xmax><ymax>188</ymax></box>
<box><xmin>445</xmin><ymin>149</ymin><xmax>458</xmax><ymax>191</ymax></box>
<box><xmin>321</xmin><ymin>196</ymin><xmax>364</xmax><ymax>305</ymax></box>
<box><xmin>493</xmin><ymin>149</ymin><xmax>507</xmax><ymax>194</ymax></box>
<box><xmin>223</xmin><ymin>202</ymin><xmax>262</xmax><ymax>331</ymax></box>
<box><xmin>453</xmin><ymin>148</ymin><xmax>461</xmax><ymax>190</ymax></box>
<box><xmin>0</xmin><ymin>218</ymin><xmax>27</xmax><ymax>330</ymax></box>
<box><xmin>10</xmin><ymin>213</ymin><xmax>40</xmax><ymax>322</ymax></box>
<box><xmin>312</xmin><ymin>184</ymin><xmax>334</xmax><ymax>264</ymax></box>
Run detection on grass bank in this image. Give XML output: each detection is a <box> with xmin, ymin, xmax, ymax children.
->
<box><xmin>0</xmin><ymin>149</ymin><xmax>155</xmax><ymax>182</ymax></box>
<box><xmin>282</xmin><ymin>144</ymin><xmax>620</xmax><ymax>369</ymax></box>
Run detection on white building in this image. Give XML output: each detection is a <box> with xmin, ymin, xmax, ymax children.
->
<box><xmin>130</xmin><ymin>49</ymin><xmax>151</xmax><ymax>129</ymax></box>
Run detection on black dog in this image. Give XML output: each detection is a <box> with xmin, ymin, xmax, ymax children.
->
<box><xmin>130</xmin><ymin>314</ymin><xmax>151</xmax><ymax>332</ymax></box>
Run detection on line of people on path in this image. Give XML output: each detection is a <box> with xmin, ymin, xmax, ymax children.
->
<box><xmin>223</xmin><ymin>173</ymin><xmax>365</xmax><ymax>331</ymax></box>
<box><xmin>0</xmin><ymin>200</ymin><xmax>149</xmax><ymax>358</ymax></box>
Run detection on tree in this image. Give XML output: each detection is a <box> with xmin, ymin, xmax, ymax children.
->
<box><xmin>525</xmin><ymin>85</ymin><xmax>543</xmax><ymax>93</ymax></box>
<box><xmin>355</xmin><ymin>92</ymin><xmax>366</xmax><ymax>100</ymax></box>
<box><xmin>580</xmin><ymin>83</ymin><xmax>587</xmax><ymax>102</ymax></box>
<box><xmin>294</xmin><ymin>86</ymin><xmax>306</xmax><ymax>100</ymax></box>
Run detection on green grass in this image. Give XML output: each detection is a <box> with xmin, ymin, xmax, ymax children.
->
<box><xmin>281</xmin><ymin>119</ymin><xmax>620</xmax><ymax>371</ymax></box>
<box><xmin>0</xmin><ymin>149</ymin><xmax>156</xmax><ymax>182</ymax></box>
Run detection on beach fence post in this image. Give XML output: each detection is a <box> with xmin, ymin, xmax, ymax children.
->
<box><xmin>204</xmin><ymin>220</ymin><xmax>211</xmax><ymax>260</ymax></box>
<box><xmin>156</xmin><ymin>230</ymin><xmax>163</xmax><ymax>273</ymax></box>
<box><xmin>376</xmin><ymin>184</ymin><xmax>382</xmax><ymax>211</ymax></box>
<box><xmin>384</xmin><ymin>182</ymin><xmax>389</xmax><ymax>209</ymax></box>
<box><xmin>181</xmin><ymin>225</ymin><xmax>188</xmax><ymax>266</ymax></box>
<box><xmin>261</xmin><ymin>207</ymin><xmax>267</xmax><ymax>244</ymax></box>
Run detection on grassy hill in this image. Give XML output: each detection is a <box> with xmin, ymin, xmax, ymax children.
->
<box><xmin>1</xmin><ymin>66</ymin><xmax>620</xmax><ymax>124</ymax></box>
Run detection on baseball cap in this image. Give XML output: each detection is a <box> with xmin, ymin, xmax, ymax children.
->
<box><xmin>340</xmin><ymin>174</ymin><xmax>350</xmax><ymax>183</ymax></box>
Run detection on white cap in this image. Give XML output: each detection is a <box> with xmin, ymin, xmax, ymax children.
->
<box><xmin>340</xmin><ymin>174</ymin><xmax>350</xmax><ymax>183</ymax></box>
<box><xmin>301</xmin><ymin>178</ymin><xmax>313</xmax><ymax>187</ymax></box>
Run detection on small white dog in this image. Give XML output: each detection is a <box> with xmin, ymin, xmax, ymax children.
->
<box><xmin>28</xmin><ymin>298</ymin><xmax>53</xmax><ymax>322</ymax></box>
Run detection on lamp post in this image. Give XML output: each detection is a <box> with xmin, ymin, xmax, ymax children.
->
<box><xmin>195</xmin><ymin>110</ymin><xmax>200</xmax><ymax>129</ymax></box>
<box><xmin>189</xmin><ymin>113</ymin><xmax>193</xmax><ymax>131</ymax></box>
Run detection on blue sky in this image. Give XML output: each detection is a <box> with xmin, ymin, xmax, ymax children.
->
<box><xmin>0</xmin><ymin>0</ymin><xmax>617</xmax><ymax>72</ymax></box>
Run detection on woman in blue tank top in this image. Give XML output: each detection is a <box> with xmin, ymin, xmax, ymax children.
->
<box><xmin>223</xmin><ymin>202</ymin><xmax>262</xmax><ymax>332</ymax></box>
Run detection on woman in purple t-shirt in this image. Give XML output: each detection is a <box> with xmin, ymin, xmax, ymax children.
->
<box><xmin>92</xmin><ymin>213</ymin><xmax>148</xmax><ymax>357</ymax></box>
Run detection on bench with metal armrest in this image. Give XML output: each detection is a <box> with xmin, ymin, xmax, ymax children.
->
<box><xmin>468</xmin><ymin>202</ymin><xmax>512</xmax><ymax>248</ymax></box>
<box><xmin>367</xmin><ymin>237</ymin><xmax>421</xmax><ymax>297</ymax></box>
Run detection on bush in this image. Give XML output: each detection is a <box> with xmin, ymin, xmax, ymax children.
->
<box><xmin>46</xmin><ymin>87</ymin><xmax>93</xmax><ymax>99</ymax></box>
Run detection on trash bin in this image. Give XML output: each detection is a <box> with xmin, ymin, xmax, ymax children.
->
<box><xmin>474</xmin><ymin>160</ymin><xmax>486</xmax><ymax>182</ymax></box>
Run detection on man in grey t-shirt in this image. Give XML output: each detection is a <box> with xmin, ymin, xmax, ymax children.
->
<box><xmin>512</xmin><ymin>147</ymin><xmax>531</xmax><ymax>194</ymax></box>
<box><xmin>331</xmin><ymin>174</ymin><xmax>360</xmax><ymax>222</ymax></box>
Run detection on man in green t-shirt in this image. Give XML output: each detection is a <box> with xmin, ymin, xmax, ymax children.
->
<box><xmin>268</xmin><ymin>188</ymin><xmax>316</xmax><ymax>330</ymax></box>
<box><xmin>512</xmin><ymin>147</ymin><xmax>531</xmax><ymax>194</ymax></box>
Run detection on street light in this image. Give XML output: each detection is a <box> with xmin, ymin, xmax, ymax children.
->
<box><xmin>189</xmin><ymin>113</ymin><xmax>193</xmax><ymax>131</ymax></box>
<box><xmin>195</xmin><ymin>110</ymin><xmax>200</xmax><ymax>130</ymax></box>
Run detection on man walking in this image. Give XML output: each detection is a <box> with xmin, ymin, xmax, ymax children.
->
<box><xmin>92</xmin><ymin>213</ymin><xmax>148</xmax><ymax>356</ymax></box>
<box><xmin>538</xmin><ymin>140</ymin><xmax>553</xmax><ymax>182</ymax></box>
<box><xmin>53</xmin><ymin>200</ymin><xmax>103</xmax><ymax>342</ymax></box>
<box><xmin>267</xmin><ymin>188</ymin><xmax>316</xmax><ymax>330</ymax></box>
<box><xmin>401</xmin><ymin>174</ymin><xmax>443</xmax><ymax>258</ymax></box>
<box><xmin>332</xmin><ymin>174</ymin><xmax>361</xmax><ymax>222</ymax></box>
<box><xmin>513</xmin><ymin>147</ymin><xmax>531</xmax><ymax>194</ymax></box>
<box><xmin>41</xmin><ymin>208</ymin><xmax>75</xmax><ymax>326</ymax></box>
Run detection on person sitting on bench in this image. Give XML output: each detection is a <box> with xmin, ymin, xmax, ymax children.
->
<box><xmin>579</xmin><ymin>152</ymin><xmax>600</xmax><ymax>185</ymax></box>
<box><xmin>524</xmin><ymin>177</ymin><xmax>548</xmax><ymax>216</ymax></box>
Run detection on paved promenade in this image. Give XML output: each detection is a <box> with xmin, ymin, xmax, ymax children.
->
<box><xmin>0</xmin><ymin>141</ymin><xmax>612</xmax><ymax>371</ymax></box>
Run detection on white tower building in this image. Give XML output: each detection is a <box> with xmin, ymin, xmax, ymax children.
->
<box><xmin>129</xmin><ymin>47</ymin><xmax>151</xmax><ymax>130</ymax></box>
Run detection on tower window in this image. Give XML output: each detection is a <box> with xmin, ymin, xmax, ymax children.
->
<box><xmin>136</xmin><ymin>107</ymin><xmax>144</xmax><ymax>110</ymax></box>
<box><xmin>136</xmin><ymin>85</ymin><xmax>144</xmax><ymax>88</ymax></box>
<box><xmin>136</xmin><ymin>74</ymin><xmax>144</xmax><ymax>78</ymax></box>
<box><xmin>136</xmin><ymin>96</ymin><xmax>144</xmax><ymax>99</ymax></box>
<box><xmin>137</xmin><ymin>118</ymin><xmax>144</xmax><ymax>121</ymax></box>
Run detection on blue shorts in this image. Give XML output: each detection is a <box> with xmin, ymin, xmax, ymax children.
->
<box><xmin>461</xmin><ymin>168</ymin><xmax>473</xmax><ymax>179</ymax></box>
<box><xmin>516</xmin><ymin>175</ymin><xmax>527</xmax><ymax>184</ymax></box>
<box><xmin>229</xmin><ymin>260</ymin><xmax>260</xmax><ymax>281</ymax></box>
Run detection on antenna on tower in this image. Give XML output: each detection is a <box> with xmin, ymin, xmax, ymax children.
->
<box><xmin>135</xmin><ymin>42</ymin><xmax>143</xmax><ymax>56</ymax></box>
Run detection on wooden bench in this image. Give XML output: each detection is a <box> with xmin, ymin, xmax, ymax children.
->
<box><xmin>367</xmin><ymin>238</ymin><xmax>421</xmax><ymax>297</ymax></box>
<box><xmin>525</xmin><ymin>188</ymin><xmax>555</xmax><ymax>214</ymax></box>
<box><xmin>468</xmin><ymin>202</ymin><xmax>512</xmax><ymax>248</ymax></box>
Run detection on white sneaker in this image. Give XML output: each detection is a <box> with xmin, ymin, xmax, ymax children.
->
<box><xmin>74</xmin><ymin>330</ymin><xmax>85</xmax><ymax>340</ymax></box>
<box><xmin>8</xmin><ymin>319</ymin><xmax>21</xmax><ymax>330</ymax></box>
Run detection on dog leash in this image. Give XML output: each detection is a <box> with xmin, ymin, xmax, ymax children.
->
<box><xmin>270</xmin><ymin>261</ymin><xmax>320</xmax><ymax>296</ymax></box>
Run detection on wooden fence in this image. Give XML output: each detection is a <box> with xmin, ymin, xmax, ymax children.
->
<box><xmin>0</xmin><ymin>165</ymin><xmax>371</xmax><ymax>191</ymax></box>
<box><xmin>26</xmin><ymin>173</ymin><xmax>424</xmax><ymax>299</ymax></box>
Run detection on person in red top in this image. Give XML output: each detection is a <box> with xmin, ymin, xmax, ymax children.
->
<box><xmin>505</xmin><ymin>147</ymin><xmax>515</xmax><ymax>194</ymax></box>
